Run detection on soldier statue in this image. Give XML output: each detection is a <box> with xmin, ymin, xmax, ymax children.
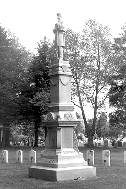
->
<box><xmin>53</xmin><ymin>13</ymin><xmax>65</xmax><ymax>60</ymax></box>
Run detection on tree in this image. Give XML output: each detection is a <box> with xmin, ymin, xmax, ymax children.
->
<box><xmin>64</xmin><ymin>28</ymin><xmax>89</xmax><ymax>142</ymax></box>
<box><xmin>74</xmin><ymin>112</ymin><xmax>85</xmax><ymax>135</ymax></box>
<box><xmin>80</xmin><ymin>19</ymin><xmax>112</xmax><ymax>146</ymax></box>
<box><xmin>65</xmin><ymin>19</ymin><xmax>112</xmax><ymax>147</ymax></box>
<box><xmin>17</xmin><ymin>39</ymin><xmax>51</xmax><ymax>146</ymax></box>
<box><xmin>96</xmin><ymin>112</ymin><xmax>109</xmax><ymax>138</ymax></box>
<box><xmin>0</xmin><ymin>25</ymin><xmax>31</xmax><ymax>146</ymax></box>
<box><xmin>109</xmin><ymin>25</ymin><xmax>126</xmax><ymax>137</ymax></box>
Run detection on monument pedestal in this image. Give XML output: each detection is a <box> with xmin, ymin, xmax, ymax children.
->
<box><xmin>29</xmin><ymin>149</ymin><xmax>96</xmax><ymax>181</ymax></box>
<box><xmin>29</xmin><ymin>120</ymin><xmax>96</xmax><ymax>181</ymax></box>
<box><xmin>29</xmin><ymin>165</ymin><xmax>96</xmax><ymax>181</ymax></box>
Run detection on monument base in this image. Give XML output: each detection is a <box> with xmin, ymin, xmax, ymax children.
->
<box><xmin>29</xmin><ymin>149</ymin><xmax>96</xmax><ymax>181</ymax></box>
<box><xmin>29</xmin><ymin>165</ymin><xmax>96</xmax><ymax>181</ymax></box>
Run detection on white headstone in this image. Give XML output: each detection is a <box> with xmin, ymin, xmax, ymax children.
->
<box><xmin>1</xmin><ymin>150</ymin><xmax>8</xmax><ymax>163</ymax></box>
<box><xmin>102</xmin><ymin>150</ymin><xmax>110</xmax><ymax>166</ymax></box>
<box><xmin>16</xmin><ymin>150</ymin><xmax>23</xmax><ymax>163</ymax></box>
<box><xmin>29</xmin><ymin>150</ymin><xmax>36</xmax><ymax>164</ymax></box>
<box><xmin>86</xmin><ymin>150</ymin><xmax>94</xmax><ymax>165</ymax></box>
<box><xmin>124</xmin><ymin>151</ymin><xmax>126</xmax><ymax>164</ymax></box>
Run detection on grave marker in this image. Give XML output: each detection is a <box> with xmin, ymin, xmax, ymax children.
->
<box><xmin>16</xmin><ymin>150</ymin><xmax>23</xmax><ymax>163</ymax></box>
<box><xmin>29</xmin><ymin>150</ymin><xmax>36</xmax><ymax>164</ymax></box>
<box><xmin>86</xmin><ymin>150</ymin><xmax>94</xmax><ymax>165</ymax></box>
<box><xmin>124</xmin><ymin>151</ymin><xmax>126</xmax><ymax>164</ymax></box>
<box><xmin>1</xmin><ymin>150</ymin><xmax>8</xmax><ymax>163</ymax></box>
<box><xmin>102</xmin><ymin>150</ymin><xmax>110</xmax><ymax>166</ymax></box>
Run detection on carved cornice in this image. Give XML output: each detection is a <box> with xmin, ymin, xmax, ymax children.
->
<box><xmin>49</xmin><ymin>103</ymin><xmax>74</xmax><ymax>111</ymax></box>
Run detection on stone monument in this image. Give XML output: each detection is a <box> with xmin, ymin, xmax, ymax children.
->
<box><xmin>29</xmin><ymin>13</ymin><xmax>96</xmax><ymax>181</ymax></box>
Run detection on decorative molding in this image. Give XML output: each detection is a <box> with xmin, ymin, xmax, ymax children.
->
<box><xmin>40</xmin><ymin>158</ymin><xmax>57</xmax><ymax>164</ymax></box>
<box><xmin>44</xmin><ymin>112</ymin><xmax>76</xmax><ymax>122</ymax></box>
<box><xmin>64</xmin><ymin>113</ymin><xmax>73</xmax><ymax>121</ymax></box>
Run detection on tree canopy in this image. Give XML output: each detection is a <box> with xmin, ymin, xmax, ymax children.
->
<box><xmin>65</xmin><ymin>19</ymin><xmax>112</xmax><ymax>146</ymax></box>
<box><xmin>109</xmin><ymin>25</ymin><xmax>126</xmax><ymax>137</ymax></box>
<box><xmin>0</xmin><ymin>25</ymin><xmax>31</xmax><ymax>126</ymax></box>
<box><xmin>17</xmin><ymin>39</ymin><xmax>52</xmax><ymax>146</ymax></box>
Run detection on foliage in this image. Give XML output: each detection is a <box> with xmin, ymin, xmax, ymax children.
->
<box><xmin>0</xmin><ymin>25</ymin><xmax>31</xmax><ymax>126</ymax></box>
<box><xmin>17</xmin><ymin>39</ymin><xmax>53</xmax><ymax>146</ymax></box>
<box><xmin>65</xmin><ymin>19</ymin><xmax>112</xmax><ymax>146</ymax></box>
<box><xmin>74</xmin><ymin>112</ymin><xmax>85</xmax><ymax>135</ymax></box>
<box><xmin>96</xmin><ymin>112</ymin><xmax>109</xmax><ymax>137</ymax></box>
<box><xmin>109</xmin><ymin>25</ymin><xmax>126</xmax><ymax>137</ymax></box>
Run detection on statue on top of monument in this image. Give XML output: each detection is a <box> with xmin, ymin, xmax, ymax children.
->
<box><xmin>55</xmin><ymin>13</ymin><xmax>64</xmax><ymax>30</ymax></box>
<box><xmin>53</xmin><ymin>13</ymin><xmax>65</xmax><ymax>60</ymax></box>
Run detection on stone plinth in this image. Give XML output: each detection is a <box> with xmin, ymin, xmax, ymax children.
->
<box><xmin>29</xmin><ymin>148</ymin><xmax>96</xmax><ymax>181</ymax></box>
<box><xmin>29</xmin><ymin>165</ymin><xmax>96</xmax><ymax>181</ymax></box>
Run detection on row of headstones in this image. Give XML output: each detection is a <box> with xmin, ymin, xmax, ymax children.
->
<box><xmin>2</xmin><ymin>149</ymin><xmax>126</xmax><ymax>167</ymax></box>
<box><xmin>94</xmin><ymin>140</ymin><xmax>126</xmax><ymax>148</ymax></box>
<box><xmin>1</xmin><ymin>150</ymin><xmax>36</xmax><ymax>164</ymax></box>
<box><xmin>87</xmin><ymin>150</ymin><xmax>126</xmax><ymax>166</ymax></box>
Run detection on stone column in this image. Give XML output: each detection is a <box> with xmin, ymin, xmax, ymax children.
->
<box><xmin>29</xmin><ymin>13</ymin><xmax>96</xmax><ymax>181</ymax></box>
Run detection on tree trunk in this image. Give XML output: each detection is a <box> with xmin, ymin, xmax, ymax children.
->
<box><xmin>87</xmin><ymin>131</ymin><xmax>94</xmax><ymax>148</ymax></box>
<box><xmin>34</xmin><ymin>117</ymin><xmax>41</xmax><ymax>147</ymax></box>
<box><xmin>74</xmin><ymin>71</ymin><xmax>88</xmax><ymax>132</ymax></box>
<box><xmin>34</xmin><ymin>126</ymin><xmax>38</xmax><ymax>147</ymax></box>
<box><xmin>92</xmin><ymin>79</ymin><xmax>99</xmax><ymax>142</ymax></box>
<box><xmin>91</xmin><ymin>41</ymin><xmax>101</xmax><ymax>147</ymax></box>
<box><xmin>74</xmin><ymin>71</ymin><xmax>94</xmax><ymax>146</ymax></box>
<box><xmin>3</xmin><ymin>125</ymin><xmax>10</xmax><ymax>148</ymax></box>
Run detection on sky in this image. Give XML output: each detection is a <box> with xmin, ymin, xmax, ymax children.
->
<box><xmin>0</xmin><ymin>0</ymin><xmax>126</xmax><ymax>53</ymax></box>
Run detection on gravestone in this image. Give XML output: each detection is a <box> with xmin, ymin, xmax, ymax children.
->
<box><xmin>16</xmin><ymin>150</ymin><xmax>23</xmax><ymax>163</ymax></box>
<box><xmin>29</xmin><ymin>150</ymin><xmax>36</xmax><ymax>164</ymax></box>
<box><xmin>86</xmin><ymin>150</ymin><xmax>94</xmax><ymax>165</ymax></box>
<box><xmin>29</xmin><ymin>13</ymin><xmax>96</xmax><ymax>181</ymax></box>
<box><xmin>1</xmin><ymin>150</ymin><xmax>8</xmax><ymax>163</ymax></box>
<box><xmin>102</xmin><ymin>150</ymin><xmax>110</xmax><ymax>166</ymax></box>
<box><xmin>124</xmin><ymin>151</ymin><xmax>126</xmax><ymax>164</ymax></box>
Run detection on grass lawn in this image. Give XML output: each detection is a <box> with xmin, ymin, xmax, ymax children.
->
<box><xmin>0</xmin><ymin>147</ymin><xmax>126</xmax><ymax>189</ymax></box>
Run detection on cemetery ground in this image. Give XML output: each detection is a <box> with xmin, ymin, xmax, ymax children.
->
<box><xmin>0</xmin><ymin>147</ymin><xmax>126</xmax><ymax>189</ymax></box>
